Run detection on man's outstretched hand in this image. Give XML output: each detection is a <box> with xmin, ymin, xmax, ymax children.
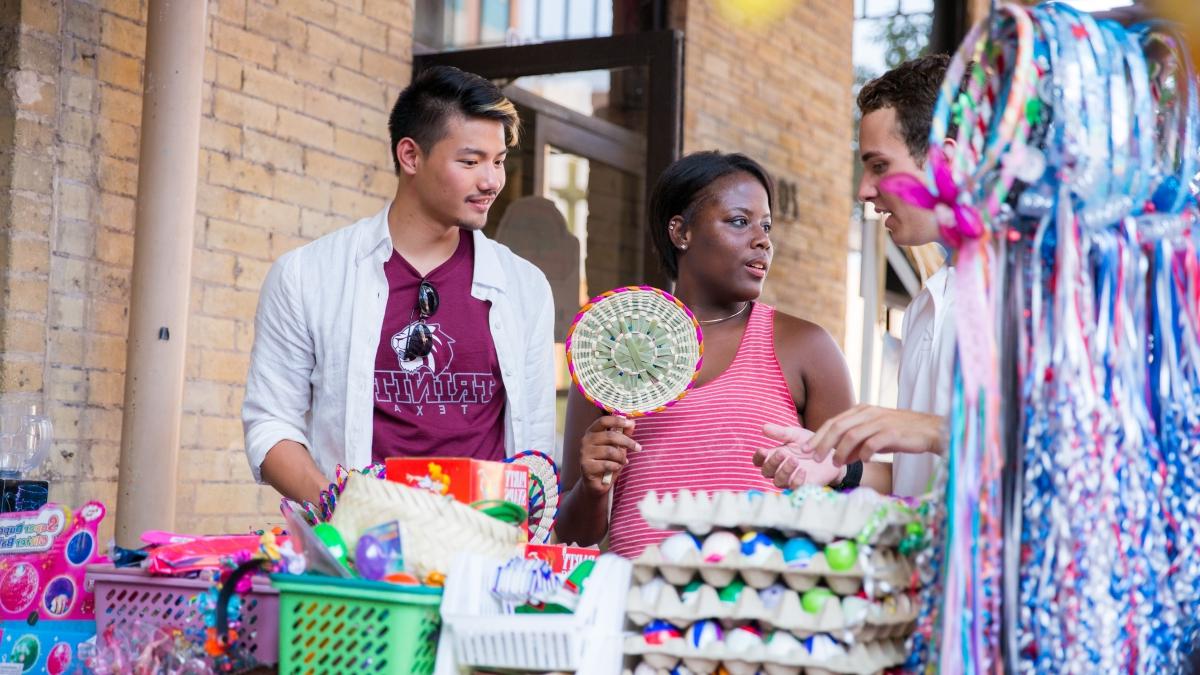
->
<box><xmin>803</xmin><ymin>404</ymin><xmax>947</xmax><ymax>467</ymax></box>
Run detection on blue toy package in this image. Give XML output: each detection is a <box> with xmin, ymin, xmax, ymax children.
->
<box><xmin>0</xmin><ymin>619</ymin><xmax>94</xmax><ymax>675</ymax></box>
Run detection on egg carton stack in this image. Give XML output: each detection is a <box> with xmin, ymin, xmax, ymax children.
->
<box><xmin>622</xmin><ymin>487</ymin><xmax>926</xmax><ymax>675</ymax></box>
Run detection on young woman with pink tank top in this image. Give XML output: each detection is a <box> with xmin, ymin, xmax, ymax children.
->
<box><xmin>555</xmin><ymin>152</ymin><xmax>861</xmax><ymax>558</ymax></box>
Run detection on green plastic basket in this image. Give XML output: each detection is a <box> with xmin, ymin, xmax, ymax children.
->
<box><xmin>272</xmin><ymin>574</ymin><xmax>443</xmax><ymax>675</ymax></box>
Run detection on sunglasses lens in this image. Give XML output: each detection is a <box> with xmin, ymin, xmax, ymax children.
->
<box><xmin>417</xmin><ymin>281</ymin><xmax>439</xmax><ymax>318</ymax></box>
<box><xmin>403</xmin><ymin>322</ymin><xmax>434</xmax><ymax>361</ymax></box>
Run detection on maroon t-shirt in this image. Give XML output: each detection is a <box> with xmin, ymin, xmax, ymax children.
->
<box><xmin>372</xmin><ymin>232</ymin><xmax>506</xmax><ymax>462</ymax></box>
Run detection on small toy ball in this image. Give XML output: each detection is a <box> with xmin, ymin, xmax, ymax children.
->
<box><xmin>718</xmin><ymin>578</ymin><xmax>746</xmax><ymax>604</ymax></box>
<box><xmin>782</xmin><ymin>536</ymin><xmax>819</xmax><ymax>568</ymax></box>
<box><xmin>660</xmin><ymin>532</ymin><xmax>701</xmax><ymax>563</ymax></box>
<box><xmin>739</xmin><ymin>531</ymin><xmax>778</xmax><ymax>565</ymax></box>
<box><xmin>644</xmin><ymin>619</ymin><xmax>683</xmax><ymax>645</ymax></box>
<box><xmin>312</xmin><ymin>522</ymin><xmax>349</xmax><ymax>564</ymax></box>
<box><xmin>823</xmin><ymin>539</ymin><xmax>858</xmax><ymax>571</ymax></box>
<box><xmin>805</xmin><ymin>633</ymin><xmax>845</xmax><ymax>659</ymax></box>
<box><xmin>725</xmin><ymin>622</ymin><xmax>764</xmax><ymax>652</ymax></box>
<box><xmin>680</xmin><ymin>579</ymin><xmax>705</xmax><ymax>604</ymax></box>
<box><xmin>700</xmin><ymin>531</ymin><xmax>741</xmax><ymax>564</ymax></box>
<box><xmin>764</xmin><ymin>630</ymin><xmax>803</xmax><ymax>658</ymax></box>
<box><xmin>758</xmin><ymin>582</ymin><xmax>789</xmax><ymax>610</ymax></box>
<box><xmin>640</xmin><ymin>576</ymin><xmax>669</xmax><ymax>605</ymax></box>
<box><xmin>802</xmin><ymin>587</ymin><xmax>836</xmax><ymax>614</ymax></box>
<box><xmin>685</xmin><ymin>618</ymin><xmax>725</xmax><ymax>649</ymax></box>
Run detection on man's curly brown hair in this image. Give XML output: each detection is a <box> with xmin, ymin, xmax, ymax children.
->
<box><xmin>856</xmin><ymin>54</ymin><xmax>950</xmax><ymax>164</ymax></box>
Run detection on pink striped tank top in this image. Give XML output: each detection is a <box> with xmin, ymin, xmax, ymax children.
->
<box><xmin>606</xmin><ymin>303</ymin><xmax>837</xmax><ymax>558</ymax></box>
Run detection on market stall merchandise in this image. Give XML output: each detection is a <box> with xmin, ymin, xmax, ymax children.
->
<box><xmin>622</xmin><ymin>487</ymin><xmax>927</xmax><ymax>674</ymax></box>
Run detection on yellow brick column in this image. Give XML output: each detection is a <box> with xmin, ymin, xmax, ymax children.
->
<box><xmin>115</xmin><ymin>0</ymin><xmax>208</xmax><ymax>546</ymax></box>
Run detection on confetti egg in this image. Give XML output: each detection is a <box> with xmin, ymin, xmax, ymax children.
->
<box><xmin>764</xmin><ymin>630</ymin><xmax>803</xmax><ymax>658</ymax></box>
<box><xmin>841</xmin><ymin>595</ymin><xmax>871</xmax><ymax>624</ymax></box>
<box><xmin>823</xmin><ymin>539</ymin><xmax>858</xmax><ymax>571</ymax></box>
<box><xmin>660</xmin><ymin>532</ymin><xmax>701</xmax><ymax>563</ymax></box>
<box><xmin>758</xmin><ymin>582</ymin><xmax>789</xmax><ymax>610</ymax></box>
<box><xmin>644</xmin><ymin>619</ymin><xmax>683</xmax><ymax>645</ymax></box>
<box><xmin>725</xmin><ymin>622</ymin><xmax>765</xmax><ymax>652</ymax></box>
<box><xmin>739</xmin><ymin>531</ymin><xmax>778</xmax><ymax>564</ymax></box>
<box><xmin>669</xmin><ymin>665</ymin><xmax>697</xmax><ymax>675</ymax></box>
<box><xmin>640</xmin><ymin>576</ymin><xmax>669</xmax><ymax>605</ymax></box>
<box><xmin>680</xmin><ymin>579</ymin><xmax>704</xmax><ymax>604</ymax></box>
<box><xmin>801</xmin><ymin>587</ymin><xmax>835</xmax><ymax>614</ymax></box>
<box><xmin>0</xmin><ymin>563</ymin><xmax>39</xmax><ymax>613</ymax></box>
<box><xmin>700</xmin><ymin>531</ymin><xmax>741</xmax><ymax>564</ymax></box>
<box><xmin>685</xmin><ymin>618</ymin><xmax>725</xmax><ymax>649</ymax></box>
<box><xmin>633</xmin><ymin>663</ymin><xmax>659</xmax><ymax>675</ymax></box>
<box><xmin>782</xmin><ymin>536</ymin><xmax>819</xmax><ymax>568</ymax></box>
<box><xmin>804</xmin><ymin>633</ymin><xmax>844</xmax><ymax>660</ymax></box>
<box><xmin>718</xmin><ymin>578</ymin><xmax>746</xmax><ymax>604</ymax></box>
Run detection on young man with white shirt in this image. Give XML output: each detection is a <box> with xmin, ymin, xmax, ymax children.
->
<box><xmin>755</xmin><ymin>55</ymin><xmax>952</xmax><ymax>496</ymax></box>
<box><xmin>243</xmin><ymin>66</ymin><xmax>557</xmax><ymax>506</ymax></box>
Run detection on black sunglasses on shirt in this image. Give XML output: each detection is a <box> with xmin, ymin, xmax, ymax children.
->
<box><xmin>403</xmin><ymin>280</ymin><xmax>439</xmax><ymax>361</ymax></box>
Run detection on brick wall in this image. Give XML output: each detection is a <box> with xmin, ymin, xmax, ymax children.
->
<box><xmin>0</xmin><ymin>0</ymin><xmax>854</xmax><ymax>538</ymax></box>
<box><xmin>0</xmin><ymin>0</ymin><xmax>413</xmax><ymax>539</ymax></box>
<box><xmin>672</xmin><ymin>0</ymin><xmax>854</xmax><ymax>343</ymax></box>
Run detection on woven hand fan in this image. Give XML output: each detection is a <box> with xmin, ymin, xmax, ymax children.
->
<box><xmin>565</xmin><ymin>286</ymin><xmax>704</xmax><ymax>484</ymax></box>
<box><xmin>503</xmin><ymin>450</ymin><xmax>561</xmax><ymax>544</ymax></box>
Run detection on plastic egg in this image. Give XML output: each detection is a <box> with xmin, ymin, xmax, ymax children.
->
<box><xmin>718</xmin><ymin>578</ymin><xmax>746</xmax><ymax>604</ymax></box>
<box><xmin>823</xmin><ymin>539</ymin><xmax>858</xmax><ymax>571</ymax></box>
<box><xmin>764</xmin><ymin>629</ymin><xmax>803</xmax><ymax>658</ymax></box>
<box><xmin>700</xmin><ymin>531</ymin><xmax>741</xmax><ymax>564</ymax></box>
<box><xmin>644</xmin><ymin>619</ymin><xmax>683</xmax><ymax>645</ymax></box>
<box><xmin>739</xmin><ymin>531</ymin><xmax>778</xmax><ymax>565</ymax></box>
<box><xmin>781</xmin><ymin>536</ymin><xmax>819</xmax><ymax>568</ymax></box>
<box><xmin>804</xmin><ymin>633</ymin><xmax>845</xmax><ymax>659</ymax></box>
<box><xmin>758</xmin><ymin>582</ymin><xmax>789</xmax><ymax>610</ymax></box>
<box><xmin>725</xmin><ymin>622</ymin><xmax>764</xmax><ymax>652</ymax></box>
<box><xmin>660</xmin><ymin>532</ymin><xmax>701</xmax><ymax>563</ymax></box>
<box><xmin>801</xmin><ymin>587</ymin><xmax>835</xmax><ymax>614</ymax></box>
<box><xmin>680</xmin><ymin>579</ymin><xmax>704</xmax><ymax>604</ymax></box>
<box><xmin>685</xmin><ymin>618</ymin><xmax>724</xmax><ymax>649</ymax></box>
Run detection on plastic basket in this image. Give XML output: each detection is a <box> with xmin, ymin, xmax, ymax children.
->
<box><xmin>272</xmin><ymin>574</ymin><xmax>443</xmax><ymax>675</ymax></box>
<box><xmin>84</xmin><ymin>564</ymin><xmax>279</xmax><ymax>666</ymax></box>
<box><xmin>434</xmin><ymin>553</ymin><xmax>632</xmax><ymax>675</ymax></box>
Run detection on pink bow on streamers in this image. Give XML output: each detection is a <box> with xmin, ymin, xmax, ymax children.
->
<box><xmin>879</xmin><ymin>148</ymin><xmax>983</xmax><ymax>249</ymax></box>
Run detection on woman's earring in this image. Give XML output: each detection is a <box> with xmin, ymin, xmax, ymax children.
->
<box><xmin>680</xmin><ymin>244</ymin><xmax>688</xmax><ymax>250</ymax></box>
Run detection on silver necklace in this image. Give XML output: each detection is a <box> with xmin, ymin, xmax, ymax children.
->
<box><xmin>697</xmin><ymin>302</ymin><xmax>750</xmax><ymax>325</ymax></box>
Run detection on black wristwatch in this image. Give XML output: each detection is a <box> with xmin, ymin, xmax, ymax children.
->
<box><xmin>831</xmin><ymin>461</ymin><xmax>863</xmax><ymax>490</ymax></box>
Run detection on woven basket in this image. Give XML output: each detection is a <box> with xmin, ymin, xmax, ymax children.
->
<box><xmin>565</xmin><ymin>286</ymin><xmax>703</xmax><ymax>416</ymax></box>
<box><xmin>329</xmin><ymin>474</ymin><xmax>525</xmax><ymax>579</ymax></box>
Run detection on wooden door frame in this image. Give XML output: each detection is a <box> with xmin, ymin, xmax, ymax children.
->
<box><xmin>413</xmin><ymin>30</ymin><xmax>684</xmax><ymax>286</ymax></box>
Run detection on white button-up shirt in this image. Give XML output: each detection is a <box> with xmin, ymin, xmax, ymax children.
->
<box><xmin>242</xmin><ymin>204</ymin><xmax>558</xmax><ymax>482</ymax></box>
<box><xmin>891</xmin><ymin>264</ymin><xmax>956</xmax><ymax>497</ymax></box>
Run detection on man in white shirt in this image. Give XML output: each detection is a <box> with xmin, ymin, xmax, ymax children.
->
<box><xmin>755</xmin><ymin>55</ymin><xmax>953</xmax><ymax>495</ymax></box>
<box><xmin>243</xmin><ymin>66</ymin><xmax>557</xmax><ymax>506</ymax></box>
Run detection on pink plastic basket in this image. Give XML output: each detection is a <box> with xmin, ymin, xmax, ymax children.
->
<box><xmin>85</xmin><ymin>564</ymin><xmax>279</xmax><ymax>666</ymax></box>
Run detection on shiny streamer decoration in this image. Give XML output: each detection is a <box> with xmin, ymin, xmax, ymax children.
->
<box><xmin>884</xmin><ymin>2</ymin><xmax>1200</xmax><ymax>672</ymax></box>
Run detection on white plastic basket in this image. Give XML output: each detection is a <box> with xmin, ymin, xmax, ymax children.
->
<box><xmin>434</xmin><ymin>552</ymin><xmax>632</xmax><ymax>674</ymax></box>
